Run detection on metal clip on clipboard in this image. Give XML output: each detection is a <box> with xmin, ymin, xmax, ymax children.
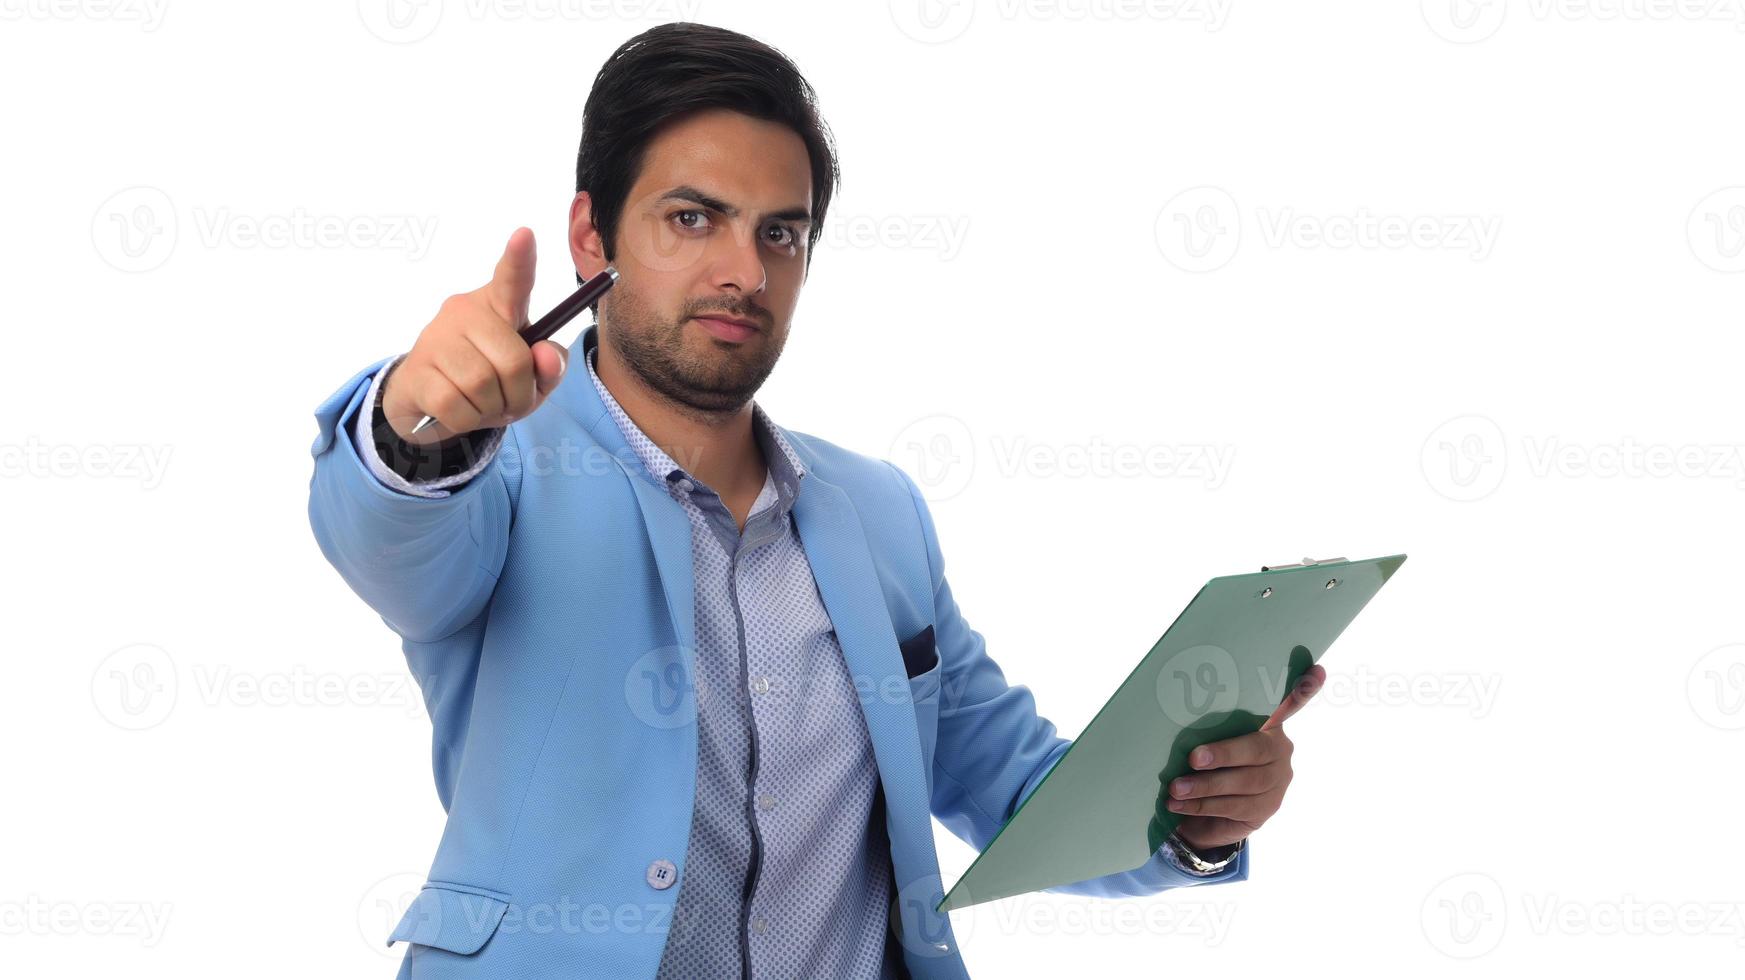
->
<box><xmin>1260</xmin><ymin>556</ymin><xmax>1349</xmax><ymax>572</ymax></box>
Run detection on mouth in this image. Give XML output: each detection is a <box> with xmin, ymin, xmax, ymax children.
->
<box><xmin>691</xmin><ymin>314</ymin><xmax>760</xmax><ymax>343</ymax></box>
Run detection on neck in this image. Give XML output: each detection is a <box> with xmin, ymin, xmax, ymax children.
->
<box><xmin>593</xmin><ymin>333</ymin><xmax>767</xmax><ymax>502</ymax></box>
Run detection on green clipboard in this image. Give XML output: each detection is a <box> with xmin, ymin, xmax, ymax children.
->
<box><xmin>938</xmin><ymin>553</ymin><xmax>1407</xmax><ymax>912</ymax></box>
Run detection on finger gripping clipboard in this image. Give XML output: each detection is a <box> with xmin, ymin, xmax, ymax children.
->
<box><xmin>937</xmin><ymin>553</ymin><xmax>1408</xmax><ymax>912</ymax></box>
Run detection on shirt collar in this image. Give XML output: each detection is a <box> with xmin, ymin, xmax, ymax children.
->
<box><xmin>584</xmin><ymin>342</ymin><xmax>808</xmax><ymax>507</ymax></box>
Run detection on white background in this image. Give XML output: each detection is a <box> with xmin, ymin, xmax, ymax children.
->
<box><xmin>4</xmin><ymin>1</ymin><xmax>1742</xmax><ymax>976</ymax></box>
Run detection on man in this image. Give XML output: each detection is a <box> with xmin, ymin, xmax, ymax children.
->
<box><xmin>307</xmin><ymin>22</ymin><xmax>1323</xmax><ymax>980</ymax></box>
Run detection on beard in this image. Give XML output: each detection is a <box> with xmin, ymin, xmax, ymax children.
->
<box><xmin>600</xmin><ymin>278</ymin><xmax>786</xmax><ymax>416</ymax></box>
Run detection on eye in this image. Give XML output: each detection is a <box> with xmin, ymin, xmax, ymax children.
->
<box><xmin>671</xmin><ymin>209</ymin><xmax>711</xmax><ymax>232</ymax></box>
<box><xmin>763</xmin><ymin>224</ymin><xmax>798</xmax><ymax>249</ymax></box>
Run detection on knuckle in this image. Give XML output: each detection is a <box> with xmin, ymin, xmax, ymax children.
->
<box><xmin>455</xmin><ymin>364</ymin><xmax>492</xmax><ymax>401</ymax></box>
<box><xmin>429</xmin><ymin>388</ymin><xmax>467</xmax><ymax>426</ymax></box>
<box><xmin>450</xmin><ymin>349</ymin><xmax>493</xmax><ymax>392</ymax></box>
<box><xmin>504</xmin><ymin>348</ymin><xmax>535</xmax><ymax>387</ymax></box>
<box><xmin>506</xmin><ymin>351</ymin><xmax>538</xmax><ymax>401</ymax></box>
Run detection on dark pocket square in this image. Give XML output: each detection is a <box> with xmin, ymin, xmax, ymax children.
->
<box><xmin>897</xmin><ymin>624</ymin><xmax>938</xmax><ymax>679</ymax></box>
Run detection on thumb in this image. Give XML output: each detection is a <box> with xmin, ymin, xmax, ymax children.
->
<box><xmin>531</xmin><ymin>340</ymin><xmax>569</xmax><ymax>398</ymax></box>
<box><xmin>1261</xmin><ymin>664</ymin><xmax>1325</xmax><ymax>731</ymax></box>
<box><xmin>487</xmin><ymin>226</ymin><xmax>537</xmax><ymax>328</ymax></box>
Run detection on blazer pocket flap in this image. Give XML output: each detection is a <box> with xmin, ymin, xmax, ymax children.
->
<box><xmin>388</xmin><ymin>883</ymin><xmax>512</xmax><ymax>954</ymax></box>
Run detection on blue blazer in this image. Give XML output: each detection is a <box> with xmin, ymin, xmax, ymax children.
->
<box><xmin>307</xmin><ymin>323</ymin><xmax>1247</xmax><ymax>979</ymax></box>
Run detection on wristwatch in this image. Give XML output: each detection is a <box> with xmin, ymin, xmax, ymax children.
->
<box><xmin>1163</xmin><ymin>831</ymin><xmax>1244</xmax><ymax>875</ymax></box>
<box><xmin>368</xmin><ymin>356</ymin><xmax>497</xmax><ymax>482</ymax></box>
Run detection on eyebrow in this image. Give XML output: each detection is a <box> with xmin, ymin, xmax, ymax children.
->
<box><xmin>656</xmin><ymin>185</ymin><xmax>812</xmax><ymax>226</ymax></box>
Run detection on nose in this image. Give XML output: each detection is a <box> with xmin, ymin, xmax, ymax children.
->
<box><xmin>708</xmin><ymin>225</ymin><xmax>767</xmax><ymax>297</ymax></box>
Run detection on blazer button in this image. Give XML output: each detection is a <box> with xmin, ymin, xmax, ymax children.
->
<box><xmin>646</xmin><ymin>859</ymin><xmax>678</xmax><ymax>890</ymax></box>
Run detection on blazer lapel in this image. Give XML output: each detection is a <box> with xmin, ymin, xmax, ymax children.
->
<box><xmin>624</xmin><ymin>479</ymin><xmax>697</xmax><ymax>671</ymax></box>
<box><xmin>790</xmin><ymin>473</ymin><xmax>944</xmax><ymax>922</ymax></box>
<box><xmin>549</xmin><ymin>323</ymin><xmax>697</xmax><ymax>700</ymax></box>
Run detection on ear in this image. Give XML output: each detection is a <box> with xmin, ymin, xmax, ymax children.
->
<box><xmin>569</xmin><ymin>190</ymin><xmax>608</xmax><ymax>280</ymax></box>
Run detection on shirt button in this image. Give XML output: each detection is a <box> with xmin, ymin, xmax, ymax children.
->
<box><xmin>674</xmin><ymin>478</ymin><xmax>694</xmax><ymax>493</ymax></box>
<box><xmin>750</xmin><ymin>676</ymin><xmax>770</xmax><ymax>695</ymax></box>
<box><xmin>750</xmin><ymin>917</ymin><xmax>769</xmax><ymax>935</ymax></box>
<box><xmin>646</xmin><ymin>859</ymin><xmax>678</xmax><ymax>890</ymax></box>
<box><xmin>756</xmin><ymin>793</ymin><xmax>777</xmax><ymax>812</ymax></box>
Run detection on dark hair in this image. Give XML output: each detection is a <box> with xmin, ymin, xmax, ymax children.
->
<box><xmin>575</xmin><ymin>22</ymin><xmax>840</xmax><ymax>285</ymax></box>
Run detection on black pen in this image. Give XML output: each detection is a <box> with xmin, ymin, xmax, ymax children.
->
<box><xmin>409</xmin><ymin>266</ymin><xmax>619</xmax><ymax>435</ymax></box>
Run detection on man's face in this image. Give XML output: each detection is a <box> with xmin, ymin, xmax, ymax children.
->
<box><xmin>591</xmin><ymin>107</ymin><xmax>813</xmax><ymax>415</ymax></box>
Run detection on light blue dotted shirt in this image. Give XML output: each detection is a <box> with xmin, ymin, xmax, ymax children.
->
<box><xmin>583</xmin><ymin>346</ymin><xmax>900</xmax><ymax>980</ymax></box>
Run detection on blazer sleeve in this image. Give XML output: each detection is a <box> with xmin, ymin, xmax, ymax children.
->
<box><xmin>889</xmin><ymin>462</ymin><xmax>1250</xmax><ymax>896</ymax></box>
<box><xmin>306</xmin><ymin>354</ymin><xmax>522</xmax><ymax>644</ymax></box>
